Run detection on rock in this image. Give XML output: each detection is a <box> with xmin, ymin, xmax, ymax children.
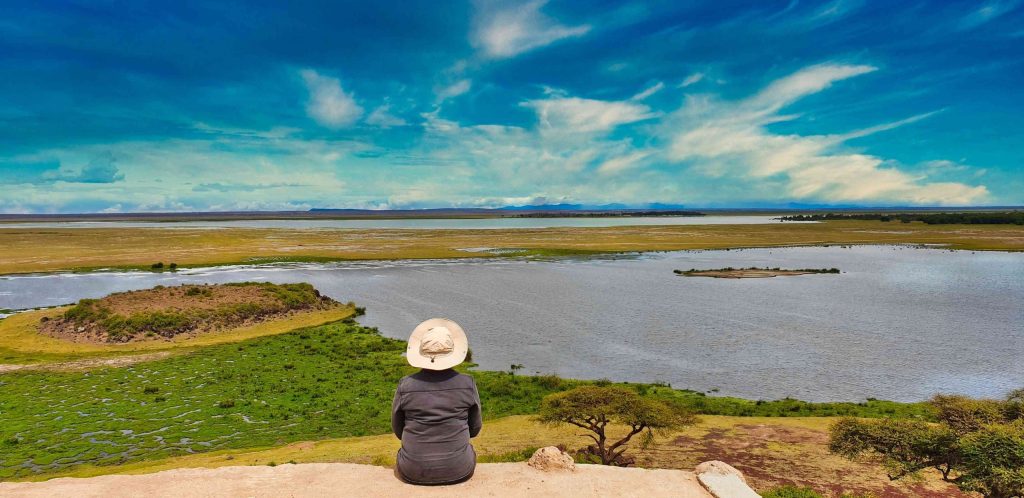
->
<box><xmin>694</xmin><ymin>461</ymin><xmax>746</xmax><ymax>482</ymax></box>
<box><xmin>695</xmin><ymin>461</ymin><xmax>760</xmax><ymax>498</ymax></box>
<box><xmin>528</xmin><ymin>446</ymin><xmax>576</xmax><ymax>472</ymax></box>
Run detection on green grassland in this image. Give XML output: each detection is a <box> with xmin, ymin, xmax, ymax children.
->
<box><xmin>0</xmin><ymin>320</ymin><xmax>931</xmax><ymax>481</ymax></box>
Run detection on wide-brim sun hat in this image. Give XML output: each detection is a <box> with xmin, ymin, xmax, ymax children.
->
<box><xmin>406</xmin><ymin>318</ymin><xmax>468</xmax><ymax>370</ymax></box>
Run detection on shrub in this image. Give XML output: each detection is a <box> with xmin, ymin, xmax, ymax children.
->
<box><xmin>761</xmin><ymin>486</ymin><xmax>824</xmax><ymax>498</ymax></box>
<box><xmin>830</xmin><ymin>390</ymin><xmax>1024</xmax><ymax>498</ymax></box>
<box><xmin>534</xmin><ymin>374</ymin><xmax>563</xmax><ymax>390</ymax></box>
<box><xmin>538</xmin><ymin>386</ymin><xmax>697</xmax><ymax>466</ymax></box>
<box><xmin>217</xmin><ymin>399</ymin><xmax>236</xmax><ymax>408</ymax></box>
<box><xmin>151</xmin><ymin>262</ymin><xmax>164</xmax><ymax>270</ymax></box>
<box><xmin>478</xmin><ymin>447</ymin><xmax>539</xmax><ymax>463</ymax></box>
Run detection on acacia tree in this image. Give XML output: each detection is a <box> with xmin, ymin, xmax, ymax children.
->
<box><xmin>538</xmin><ymin>386</ymin><xmax>697</xmax><ymax>466</ymax></box>
<box><xmin>829</xmin><ymin>390</ymin><xmax>1024</xmax><ymax>498</ymax></box>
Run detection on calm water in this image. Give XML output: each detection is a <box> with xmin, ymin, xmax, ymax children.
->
<box><xmin>0</xmin><ymin>215</ymin><xmax>801</xmax><ymax>230</ymax></box>
<box><xmin>1</xmin><ymin>246</ymin><xmax>1021</xmax><ymax>402</ymax></box>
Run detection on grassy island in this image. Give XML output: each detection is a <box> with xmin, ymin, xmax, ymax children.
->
<box><xmin>44</xmin><ymin>283</ymin><xmax>341</xmax><ymax>343</ymax></box>
<box><xmin>675</xmin><ymin>267</ymin><xmax>841</xmax><ymax>278</ymax></box>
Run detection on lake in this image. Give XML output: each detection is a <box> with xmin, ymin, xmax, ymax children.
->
<box><xmin>1</xmin><ymin>246</ymin><xmax>1021</xmax><ymax>402</ymax></box>
<box><xmin>0</xmin><ymin>215</ymin><xmax>802</xmax><ymax>230</ymax></box>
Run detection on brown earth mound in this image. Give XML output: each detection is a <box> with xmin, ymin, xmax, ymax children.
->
<box><xmin>40</xmin><ymin>283</ymin><xmax>341</xmax><ymax>343</ymax></box>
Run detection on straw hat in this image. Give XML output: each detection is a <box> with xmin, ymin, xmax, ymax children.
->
<box><xmin>406</xmin><ymin>318</ymin><xmax>468</xmax><ymax>370</ymax></box>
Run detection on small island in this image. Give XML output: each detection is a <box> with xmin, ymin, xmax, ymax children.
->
<box><xmin>674</xmin><ymin>267</ymin><xmax>840</xmax><ymax>279</ymax></box>
<box><xmin>41</xmin><ymin>282</ymin><xmax>343</xmax><ymax>343</ymax></box>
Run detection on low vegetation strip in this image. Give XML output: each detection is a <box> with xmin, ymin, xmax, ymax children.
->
<box><xmin>42</xmin><ymin>283</ymin><xmax>340</xmax><ymax>343</ymax></box>
<box><xmin>0</xmin><ymin>220</ymin><xmax>1022</xmax><ymax>274</ymax></box>
<box><xmin>0</xmin><ymin>320</ymin><xmax>930</xmax><ymax>481</ymax></box>
<box><xmin>778</xmin><ymin>211</ymin><xmax>1024</xmax><ymax>225</ymax></box>
<box><xmin>674</xmin><ymin>267</ymin><xmax>840</xmax><ymax>278</ymax></box>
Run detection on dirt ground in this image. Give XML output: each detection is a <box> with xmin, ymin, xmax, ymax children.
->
<box><xmin>80</xmin><ymin>285</ymin><xmax>282</xmax><ymax>314</ymax></box>
<box><xmin>636</xmin><ymin>419</ymin><xmax>969</xmax><ymax>497</ymax></box>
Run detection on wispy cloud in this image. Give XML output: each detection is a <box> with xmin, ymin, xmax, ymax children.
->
<box><xmin>300</xmin><ymin>69</ymin><xmax>363</xmax><ymax>128</ymax></box>
<box><xmin>958</xmin><ymin>0</ymin><xmax>1020</xmax><ymax>30</ymax></box>
<box><xmin>630</xmin><ymin>82</ymin><xmax>664</xmax><ymax>101</ymax></box>
<box><xmin>471</xmin><ymin>0</ymin><xmax>590</xmax><ymax>59</ymax></box>
<box><xmin>596</xmin><ymin>151</ymin><xmax>651</xmax><ymax>176</ymax></box>
<box><xmin>679</xmin><ymin>73</ymin><xmax>705</xmax><ymax>88</ymax></box>
<box><xmin>746</xmin><ymin>63</ymin><xmax>877</xmax><ymax>113</ymax></box>
<box><xmin>435</xmin><ymin>79</ymin><xmax>473</xmax><ymax>103</ymax></box>
<box><xmin>666</xmin><ymin>64</ymin><xmax>987</xmax><ymax>205</ymax></box>
<box><xmin>522</xmin><ymin>96</ymin><xmax>657</xmax><ymax>134</ymax></box>
<box><xmin>365</xmin><ymin>105</ymin><xmax>407</xmax><ymax>128</ymax></box>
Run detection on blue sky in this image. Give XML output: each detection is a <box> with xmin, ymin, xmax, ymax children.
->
<box><xmin>1</xmin><ymin>0</ymin><xmax>1022</xmax><ymax>213</ymax></box>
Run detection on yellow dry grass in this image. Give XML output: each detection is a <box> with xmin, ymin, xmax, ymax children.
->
<box><xmin>0</xmin><ymin>306</ymin><xmax>354</xmax><ymax>365</ymax></box>
<box><xmin>0</xmin><ymin>220</ymin><xmax>1021</xmax><ymax>274</ymax></box>
<box><xmin>20</xmin><ymin>415</ymin><xmax>965</xmax><ymax>496</ymax></box>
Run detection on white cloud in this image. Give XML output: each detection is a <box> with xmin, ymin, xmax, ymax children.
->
<box><xmin>666</xmin><ymin>64</ymin><xmax>988</xmax><ymax>205</ymax></box>
<box><xmin>300</xmin><ymin>69</ymin><xmax>363</xmax><ymax>128</ymax></box>
<box><xmin>746</xmin><ymin>63</ymin><xmax>877</xmax><ymax>113</ymax></box>
<box><xmin>679</xmin><ymin>72</ymin><xmax>705</xmax><ymax>88</ymax></box>
<box><xmin>472</xmin><ymin>0</ymin><xmax>591</xmax><ymax>59</ymax></box>
<box><xmin>366</xmin><ymin>105</ymin><xmax>407</xmax><ymax>128</ymax></box>
<box><xmin>596</xmin><ymin>151</ymin><xmax>651</xmax><ymax>176</ymax></box>
<box><xmin>630</xmin><ymin>82</ymin><xmax>664</xmax><ymax>101</ymax></box>
<box><xmin>435</xmin><ymin>79</ymin><xmax>472</xmax><ymax>102</ymax></box>
<box><xmin>523</xmin><ymin>96</ymin><xmax>656</xmax><ymax>134</ymax></box>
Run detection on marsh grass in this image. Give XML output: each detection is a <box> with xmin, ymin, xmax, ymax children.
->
<box><xmin>0</xmin><ymin>321</ymin><xmax>931</xmax><ymax>481</ymax></box>
<box><xmin>1</xmin><ymin>220</ymin><xmax>1022</xmax><ymax>274</ymax></box>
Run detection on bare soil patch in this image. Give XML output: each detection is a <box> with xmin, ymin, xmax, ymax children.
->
<box><xmin>647</xmin><ymin>421</ymin><xmax>967</xmax><ymax>497</ymax></box>
<box><xmin>39</xmin><ymin>283</ymin><xmax>340</xmax><ymax>343</ymax></box>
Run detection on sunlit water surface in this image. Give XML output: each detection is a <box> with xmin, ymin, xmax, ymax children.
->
<box><xmin>1</xmin><ymin>245</ymin><xmax>1021</xmax><ymax>402</ymax></box>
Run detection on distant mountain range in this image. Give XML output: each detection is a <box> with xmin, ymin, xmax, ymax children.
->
<box><xmin>0</xmin><ymin>205</ymin><xmax>1019</xmax><ymax>222</ymax></box>
<box><xmin>309</xmin><ymin>202</ymin><xmax>692</xmax><ymax>213</ymax></box>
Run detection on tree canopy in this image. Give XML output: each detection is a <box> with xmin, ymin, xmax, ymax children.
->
<box><xmin>538</xmin><ymin>386</ymin><xmax>697</xmax><ymax>466</ymax></box>
<box><xmin>829</xmin><ymin>390</ymin><xmax>1024</xmax><ymax>498</ymax></box>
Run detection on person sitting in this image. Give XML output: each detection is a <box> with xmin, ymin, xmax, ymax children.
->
<box><xmin>391</xmin><ymin>318</ymin><xmax>481</xmax><ymax>485</ymax></box>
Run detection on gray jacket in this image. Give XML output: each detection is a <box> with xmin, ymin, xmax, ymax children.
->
<box><xmin>391</xmin><ymin>369</ymin><xmax>482</xmax><ymax>484</ymax></box>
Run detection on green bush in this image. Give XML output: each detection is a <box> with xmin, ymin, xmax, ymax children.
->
<box><xmin>761</xmin><ymin>486</ymin><xmax>824</xmax><ymax>498</ymax></box>
<box><xmin>478</xmin><ymin>447</ymin><xmax>539</xmax><ymax>463</ymax></box>
<box><xmin>830</xmin><ymin>391</ymin><xmax>1024</xmax><ymax>498</ymax></box>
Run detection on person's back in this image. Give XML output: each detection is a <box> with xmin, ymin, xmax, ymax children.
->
<box><xmin>391</xmin><ymin>318</ymin><xmax>480</xmax><ymax>485</ymax></box>
<box><xmin>392</xmin><ymin>369</ymin><xmax>482</xmax><ymax>484</ymax></box>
